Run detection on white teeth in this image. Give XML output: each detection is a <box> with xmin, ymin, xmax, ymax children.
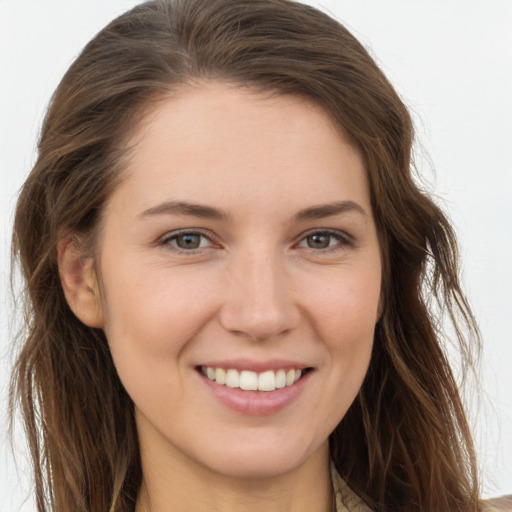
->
<box><xmin>240</xmin><ymin>370</ymin><xmax>258</xmax><ymax>391</ymax></box>
<box><xmin>258</xmin><ymin>370</ymin><xmax>276</xmax><ymax>391</ymax></box>
<box><xmin>225</xmin><ymin>369</ymin><xmax>240</xmax><ymax>388</ymax></box>
<box><xmin>201</xmin><ymin>366</ymin><xmax>307</xmax><ymax>391</ymax></box>
<box><xmin>275</xmin><ymin>369</ymin><xmax>286</xmax><ymax>389</ymax></box>
<box><xmin>215</xmin><ymin>367</ymin><xmax>226</xmax><ymax>385</ymax></box>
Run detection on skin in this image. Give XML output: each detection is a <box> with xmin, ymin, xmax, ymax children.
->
<box><xmin>61</xmin><ymin>82</ymin><xmax>382</xmax><ymax>512</ymax></box>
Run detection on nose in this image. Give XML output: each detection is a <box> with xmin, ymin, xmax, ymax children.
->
<box><xmin>218</xmin><ymin>249</ymin><xmax>300</xmax><ymax>341</ymax></box>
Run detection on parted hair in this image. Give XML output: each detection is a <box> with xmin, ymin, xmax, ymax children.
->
<box><xmin>11</xmin><ymin>0</ymin><xmax>481</xmax><ymax>510</ymax></box>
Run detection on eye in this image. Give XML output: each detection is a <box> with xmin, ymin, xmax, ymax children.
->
<box><xmin>160</xmin><ymin>230</ymin><xmax>214</xmax><ymax>251</ymax></box>
<box><xmin>297</xmin><ymin>230</ymin><xmax>351</xmax><ymax>251</ymax></box>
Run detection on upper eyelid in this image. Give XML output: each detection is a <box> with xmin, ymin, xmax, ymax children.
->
<box><xmin>161</xmin><ymin>228</ymin><xmax>213</xmax><ymax>239</ymax></box>
<box><xmin>157</xmin><ymin>227</ymin><xmax>353</xmax><ymax>248</ymax></box>
<box><xmin>293</xmin><ymin>229</ymin><xmax>355</xmax><ymax>254</ymax></box>
<box><xmin>296</xmin><ymin>228</ymin><xmax>353</xmax><ymax>242</ymax></box>
<box><xmin>159</xmin><ymin>229</ymin><xmax>218</xmax><ymax>247</ymax></box>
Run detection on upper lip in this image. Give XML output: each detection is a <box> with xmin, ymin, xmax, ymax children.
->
<box><xmin>197</xmin><ymin>358</ymin><xmax>312</xmax><ymax>373</ymax></box>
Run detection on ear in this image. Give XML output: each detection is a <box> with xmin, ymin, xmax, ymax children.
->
<box><xmin>58</xmin><ymin>237</ymin><xmax>104</xmax><ymax>328</ymax></box>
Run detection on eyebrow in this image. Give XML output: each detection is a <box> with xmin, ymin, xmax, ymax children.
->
<box><xmin>138</xmin><ymin>201</ymin><xmax>229</xmax><ymax>220</ymax></box>
<box><xmin>138</xmin><ymin>200</ymin><xmax>367</xmax><ymax>222</ymax></box>
<box><xmin>293</xmin><ymin>201</ymin><xmax>367</xmax><ymax>222</ymax></box>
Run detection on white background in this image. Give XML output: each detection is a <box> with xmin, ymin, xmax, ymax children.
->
<box><xmin>1</xmin><ymin>1</ymin><xmax>510</xmax><ymax>510</ymax></box>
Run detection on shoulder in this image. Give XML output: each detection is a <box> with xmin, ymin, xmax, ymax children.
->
<box><xmin>481</xmin><ymin>496</ymin><xmax>512</xmax><ymax>512</ymax></box>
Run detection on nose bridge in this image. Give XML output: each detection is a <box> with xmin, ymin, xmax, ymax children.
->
<box><xmin>219</xmin><ymin>244</ymin><xmax>299</xmax><ymax>340</ymax></box>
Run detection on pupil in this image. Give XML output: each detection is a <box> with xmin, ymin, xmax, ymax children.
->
<box><xmin>177</xmin><ymin>234</ymin><xmax>200</xmax><ymax>249</ymax></box>
<box><xmin>308</xmin><ymin>234</ymin><xmax>330</xmax><ymax>249</ymax></box>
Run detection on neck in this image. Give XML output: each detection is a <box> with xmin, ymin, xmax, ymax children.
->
<box><xmin>135</xmin><ymin>436</ymin><xmax>333</xmax><ymax>512</ymax></box>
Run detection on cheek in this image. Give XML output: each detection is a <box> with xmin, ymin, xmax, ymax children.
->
<box><xmin>98</xmin><ymin>267</ymin><xmax>215</xmax><ymax>416</ymax></box>
<box><xmin>307</xmin><ymin>267</ymin><xmax>381</xmax><ymax>341</ymax></box>
<box><xmin>98</xmin><ymin>263</ymin><xmax>221</xmax><ymax>408</ymax></box>
<box><xmin>102</xmin><ymin>261</ymin><xmax>215</xmax><ymax>345</ymax></box>
<box><xmin>295</xmin><ymin>271</ymin><xmax>379</xmax><ymax>441</ymax></box>
<box><xmin>305</xmin><ymin>267</ymin><xmax>379</xmax><ymax>394</ymax></box>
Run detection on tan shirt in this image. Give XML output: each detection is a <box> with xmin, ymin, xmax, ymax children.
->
<box><xmin>330</xmin><ymin>463</ymin><xmax>512</xmax><ymax>512</ymax></box>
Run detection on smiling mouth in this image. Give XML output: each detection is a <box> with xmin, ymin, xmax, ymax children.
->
<box><xmin>198</xmin><ymin>366</ymin><xmax>312</xmax><ymax>392</ymax></box>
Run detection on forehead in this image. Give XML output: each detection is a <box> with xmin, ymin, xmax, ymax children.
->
<box><xmin>111</xmin><ymin>81</ymin><xmax>370</xmax><ymax>218</ymax></box>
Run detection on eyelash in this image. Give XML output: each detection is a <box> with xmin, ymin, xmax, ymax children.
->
<box><xmin>158</xmin><ymin>229</ymin><xmax>353</xmax><ymax>254</ymax></box>
<box><xmin>158</xmin><ymin>230</ymin><xmax>217</xmax><ymax>253</ymax></box>
<box><xmin>295</xmin><ymin>229</ymin><xmax>353</xmax><ymax>253</ymax></box>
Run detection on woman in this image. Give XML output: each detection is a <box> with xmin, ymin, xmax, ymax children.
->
<box><xmin>9</xmin><ymin>0</ymin><xmax>510</xmax><ymax>510</ymax></box>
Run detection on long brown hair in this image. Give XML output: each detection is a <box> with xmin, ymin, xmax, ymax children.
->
<box><xmin>11</xmin><ymin>0</ymin><xmax>481</xmax><ymax>510</ymax></box>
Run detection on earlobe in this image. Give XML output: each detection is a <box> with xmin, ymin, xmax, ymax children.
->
<box><xmin>58</xmin><ymin>238</ymin><xmax>104</xmax><ymax>328</ymax></box>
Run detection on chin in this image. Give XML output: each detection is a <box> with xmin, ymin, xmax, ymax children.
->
<box><xmin>192</xmin><ymin>433</ymin><xmax>328</xmax><ymax>480</ymax></box>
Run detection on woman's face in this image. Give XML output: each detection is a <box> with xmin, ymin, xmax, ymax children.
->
<box><xmin>95</xmin><ymin>82</ymin><xmax>382</xmax><ymax>479</ymax></box>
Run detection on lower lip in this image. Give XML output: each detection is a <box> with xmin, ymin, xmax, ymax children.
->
<box><xmin>198</xmin><ymin>370</ymin><xmax>312</xmax><ymax>416</ymax></box>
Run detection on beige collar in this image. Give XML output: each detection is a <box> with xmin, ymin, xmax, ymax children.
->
<box><xmin>330</xmin><ymin>462</ymin><xmax>372</xmax><ymax>512</ymax></box>
<box><xmin>330</xmin><ymin>462</ymin><xmax>512</xmax><ymax>512</ymax></box>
